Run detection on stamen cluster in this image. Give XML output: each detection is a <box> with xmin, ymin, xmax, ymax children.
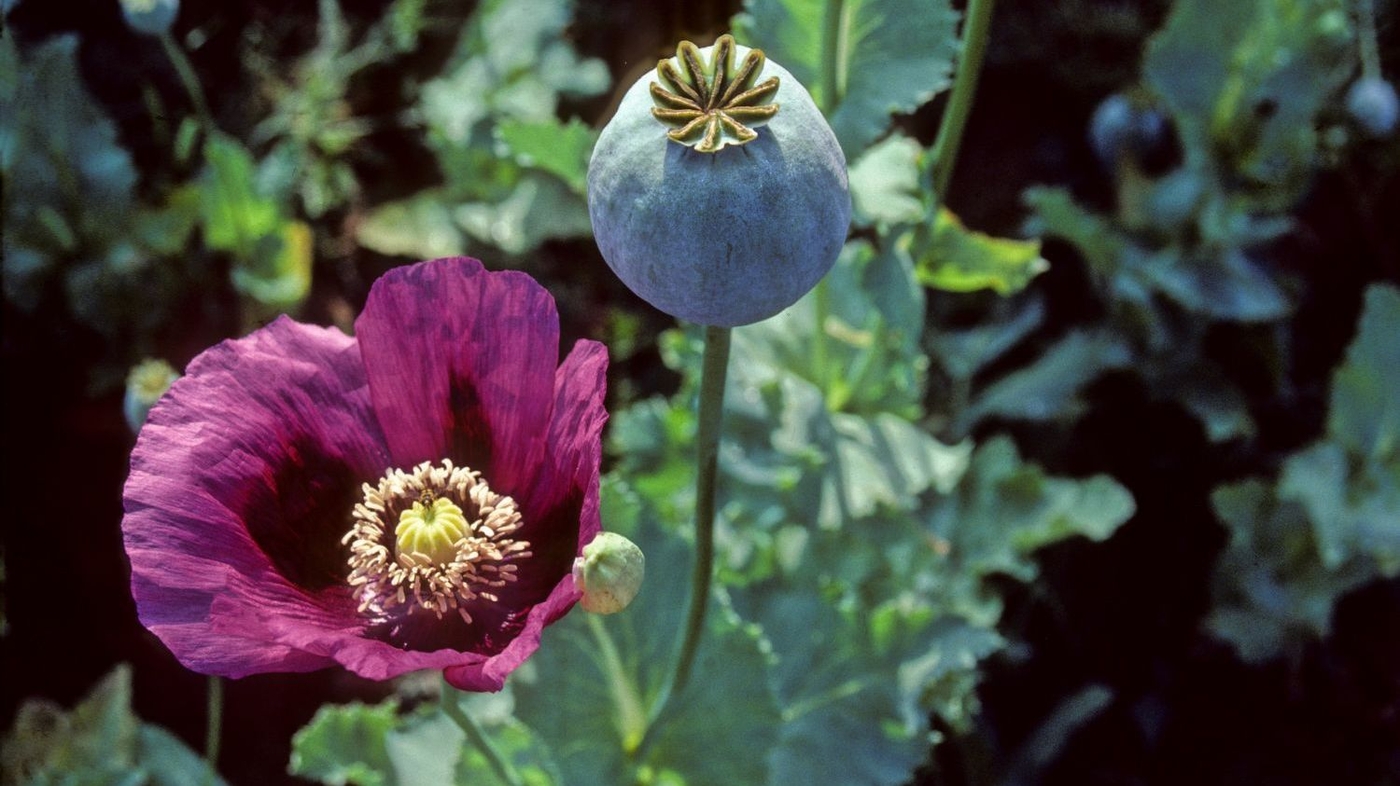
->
<box><xmin>344</xmin><ymin>460</ymin><xmax>531</xmax><ymax>624</ymax></box>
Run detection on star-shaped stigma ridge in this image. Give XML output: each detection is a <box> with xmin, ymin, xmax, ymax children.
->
<box><xmin>650</xmin><ymin>34</ymin><xmax>780</xmax><ymax>153</ymax></box>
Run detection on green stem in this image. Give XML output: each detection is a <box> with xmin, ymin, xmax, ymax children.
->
<box><xmin>204</xmin><ymin>676</ymin><xmax>222</xmax><ymax>785</ymax></box>
<box><xmin>674</xmin><ymin>324</ymin><xmax>729</xmax><ymax>695</ymax></box>
<box><xmin>587</xmin><ymin>614</ymin><xmax>647</xmax><ymax>751</ymax></box>
<box><xmin>634</xmin><ymin>325</ymin><xmax>731</xmax><ymax>762</ymax></box>
<box><xmin>440</xmin><ymin>681</ymin><xmax>523</xmax><ymax>786</ymax></box>
<box><xmin>1356</xmin><ymin>0</ymin><xmax>1382</xmax><ymax>79</ymax></box>
<box><xmin>812</xmin><ymin>278</ymin><xmax>833</xmax><ymax>401</ymax></box>
<box><xmin>928</xmin><ymin>0</ymin><xmax>997</xmax><ymax>202</ymax></box>
<box><xmin>821</xmin><ymin>0</ymin><xmax>849</xmax><ymax>114</ymax></box>
<box><xmin>159</xmin><ymin>31</ymin><xmax>215</xmax><ymax>130</ymax></box>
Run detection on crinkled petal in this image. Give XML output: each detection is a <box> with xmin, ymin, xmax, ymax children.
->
<box><xmin>208</xmin><ymin>573</ymin><xmax>480</xmax><ymax>680</ymax></box>
<box><xmin>525</xmin><ymin>339</ymin><xmax>610</xmax><ymax>535</ymax></box>
<box><xmin>502</xmin><ymin>340</ymin><xmax>609</xmax><ymax>609</ymax></box>
<box><xmin>355</xmin><ymin>258</ymin><xmax>560</xmax><ymax>497</ymax></box>
<box><xmin>443</xmin><ymin>575</ymin><xmax>584</xmax><ymax>692</ymax></box>
<box><xmin>131</xmin><ymin>573</ymin><xmax>329</xmax><ymax>677</ymax></box>
<box><xmin>122</xmin><ymin>317</ymin><xmax>390</xmax><ymax>677</ymax></box>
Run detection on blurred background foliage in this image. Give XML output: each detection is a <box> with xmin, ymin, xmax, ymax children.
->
<box><xmin>2</xmin><ymin>0</ymin><xmax>1397</xmax><ymax>784</ymax></box>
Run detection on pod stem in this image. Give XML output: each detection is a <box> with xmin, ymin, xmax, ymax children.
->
<box><xmin>1356</xmin><ymin>0</ymin><xmax>1382</xmax><ymax>80</ymax></box>
<box><xmin>159</xmin><ymin>31</ymin><xmax>215</xmax><ymax>130</ymax></box>
<box><xmin>635</xmin><ymin>324</ymin><xmax>731</xmax><ymax>763</ymax></box>
<box><xmin>929</xmin><ymin>0</ymin><xmax>998</xmax><ymax>201</ymax></box>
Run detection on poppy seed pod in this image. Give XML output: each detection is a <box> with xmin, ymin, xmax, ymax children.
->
<box><xmin>588</xmin><ymin>35</ymin><xmax>850</xmax><ymax>327</ymax></box>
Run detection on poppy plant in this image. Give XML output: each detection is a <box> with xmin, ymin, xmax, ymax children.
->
<box><xmin>122</xmin><ymin>257</ymin><xmax>608</xmax><ymax>691</ymax></box>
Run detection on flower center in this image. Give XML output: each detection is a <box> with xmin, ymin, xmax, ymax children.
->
<box><xmin>344</xmin><ymin>460</ymin><xmax>531</xmax><ymax>624</ymax></box>
<box><xmin>395</xmin><ymin>494</ymin><xmax>469</xmax><ymax>567</ymax></box>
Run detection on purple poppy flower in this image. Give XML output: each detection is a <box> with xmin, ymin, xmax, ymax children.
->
<box><xmin>122</xmin><ymin>257</ymin><xmax>608</xmax><ymax>691</ymax></box>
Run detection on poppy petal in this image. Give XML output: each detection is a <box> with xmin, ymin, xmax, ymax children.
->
<box><xmin>123</xmin><ymin>317</ymin><xmax>390</xmax><ymax>676</ymax></box>
<box><xmin>443</xmin><ymin>574</ymin><xmax>583</xmax><ymax>691</ymax></box>
<box><xmin>355</xmin><ymin>258</ymin><xmax>561</xmax><ymax>497</ymax></box>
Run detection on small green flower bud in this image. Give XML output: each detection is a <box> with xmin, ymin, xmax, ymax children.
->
<box><xmin>572</xmin><ymin>532</ymin><xmax>645</xmax><ymax>614</ymax></box>
<box><xmin>121</xmin><ymin>0</ymin><xmax>179</xmax><ymax>36</ymax></box>
<box><xmin>588</xmin><ymin>35</ymin><xmax>850</xmax><ymax>327</ymax></box>
<box><xmin>124</xmin><ymin>359</ymin><xmax>179</xmax><ymax>434</ymax></box>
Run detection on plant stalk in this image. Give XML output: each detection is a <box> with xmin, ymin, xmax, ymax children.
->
<box><xmin>441</xmin><ymin>681</ymin><xmax>523</xmax><ymax>786</ymax></box>
<box><xmin>821</xmin><ymin>0</ymin><xmax>849</xmax><ymax>114</ymax></box>
<box><xmin>928</xmin><ymin>0</ymin><xmax>998</xmax><ymax>201</ymax></box>
<box><xmin>204</xmin><ymin>676</ymin><xmax>222</xmax><ymax>785</ymax></box>
<box><xmin>634</xmin><ymin>324</ymin><xmax>731</xmax><ymax>762</ymax></box>
<box><xmin>160</xmin><ymin>31</ymin><xmax>215</xmax><ymax>130</ymax></box>
<box><xmin>673</xmin><ymin>324</ymin><xmax>729</xmax><ymax>696</ymax></box>
<box><xmin>1357</xmin><ymin>0</ymin><xmax>1382</xmax><ymax>79</ymax></box>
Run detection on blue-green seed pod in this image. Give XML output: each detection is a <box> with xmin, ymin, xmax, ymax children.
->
<box><xmin>588</xmin><ymin>35</ymin><xmax>850</xmax><ymax>327</ymax></box>
<box><xmin>121</xmin><ymin>0</ymin><xmax>179</xmax><ymax>36</ymax></box>
<box><xmin>1346</xmin><ymin>77</ymin><xmax>1399</xmax><ymax>138</ymax></box>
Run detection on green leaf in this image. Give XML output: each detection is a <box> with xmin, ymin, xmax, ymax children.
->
<box><xmin>200</xmin><ymin>132</ymin><xmax>283</xmax><ymax>256</ymax></box>
<box><xmin>133</xmin><ymin>185</ymin><xmax>203</xmax><ymax>256</ymax></box>
<box><xmin>448</xmin><ymin>711</ymin><xmax>564</xmax><ymax>786</ymax></box>
<box><xmin>928</xmin><ymin>436</ymin><xmax>1135</xmax><ymax>587</ymax></box>
<box><xmin>137</xmin><ymin>726</ymin><xmax>230</xmax><ymax>786</ymax></box>
<box><xmin>847</xmin><ymin>133</ymin><xmax>926</xmax><ymax>229</ymax></box>
<box><xmin>422</xmin><ymin>0</ymin><xmax>608</xmax><ymax>144</ymax></box>
<box><xmin>409</xmin><ymin>0</ymin><xmax>609</xmax><ymax>254</ymax></box>
<box><xmin>735</xmin><ymin>239</ymin><xmax>928</xmax><ymax>416</ymax></box>
<box><xmin>289</xmin><ymin>701</ymin><xmax>398</xmax><ymax>786</ymax></box>
<box><xmin>201</xmin><ymin>133</ymin><xmax>312</xmax><ymax>308</ymax></box>
<box><xmin>957</xmin><ymin>329</ymin><xmax>1131</xmax><ymax>431</ymax></box>
<box><xmin>385</xmin><ymin>711</ymin><xmax>462</xmax><ymax>786</ymax></box>
<box><xmin>454</xmin><ymin>173</ymin><xmax>593</xmax><ymax>254</ymax></box>
<box><xmin>1144</xmin><ymin>247</ymin><xmax>1289</xmax><ymax>322</ymax></box>
<box><xmin>512</xmin><ymin>492</ymin><xmax>782</xmax><ymax>784</ymax></box>
<box><xmin>1208</xmin><ymin>479</ymin><xmax>1375</xmax><ymax>662</ymax></box>
<box><xmin>1278</xmin><ymin>442</ymin><xmax>1352</xmax><ymax>570</ymax></box>
<box><xmin>929</xmin><ymin>297</ymin><xmax>1046</xmax><ymax>382</ymax></box>
<box><xmin>2</xmin><ymin>37</ymin><xmax>137</xmax><ymax>241</ymax></box>
<box><xmin>230</xmin><ymin>219</ymin><xmax>314</xmax><ymax>311</ymax></box>
<box><xmin>2</xmin><ymin>33</ymin><xmax>139</xmax><ymax>299</ymax></box>
<box><xmin>719</xmin><ymin>357</ymin><xmax>969</xmax><ymax>533</ymax></box>
<box><xmin>915</xmin><ymin>208</ymin><xmax>1049</xmax><ymax>295</ymax></box>
<box><xmin>829</xmin><ymin>412</ymin><xmax>973</xmax><ymax>521</ymax></box>
<box><xmin>735</xmin><ymin>591</ymin><xmax>996</xmax><ymax>785</ymax></box>
<box><xmin>289</xmin><ymin>694</ymin><xmax>561</xmax><ymax>786</ymax></box>
<box><xmin>1022</xmin><ymin>186</ymin><xmax>1124</xmax><ymax>276</ymax></box>
<box><xmin>1206</xmin><ymin>286</ymin><xmax>1400</xmax><ymax>663</ymax></box>
<box><xmin>1177</xmin><ymin>372</ymin><xmax>1256</xmax><ymax>442</ymax></box>
<box><xmin>1143</xmin><ymin>0</ymin><xmax>1349</xmax><ymax>203</ymax></box>
<box><xmin>733</xmin><ymin>0</ymin><xmax>961</xmax><ymax>157</ymax></box>
<box><xmin>1328</xmin><ymin>284</ymin><xmax>1400</xmax><ymax>462</ymax></box>
<box><xmin>497</xmin><ymin>118</ymin><xmax>596</xmax><ymax>194</ymax></box>
<box><xmin>0</xmin><ymin>665</ymin><xmax>225</xmax><ymax>786</ymax></box>
<box><xmin>357</xmin><ymin>192</ymin><xmax>468</xmax><ymax>259</ymax></box>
